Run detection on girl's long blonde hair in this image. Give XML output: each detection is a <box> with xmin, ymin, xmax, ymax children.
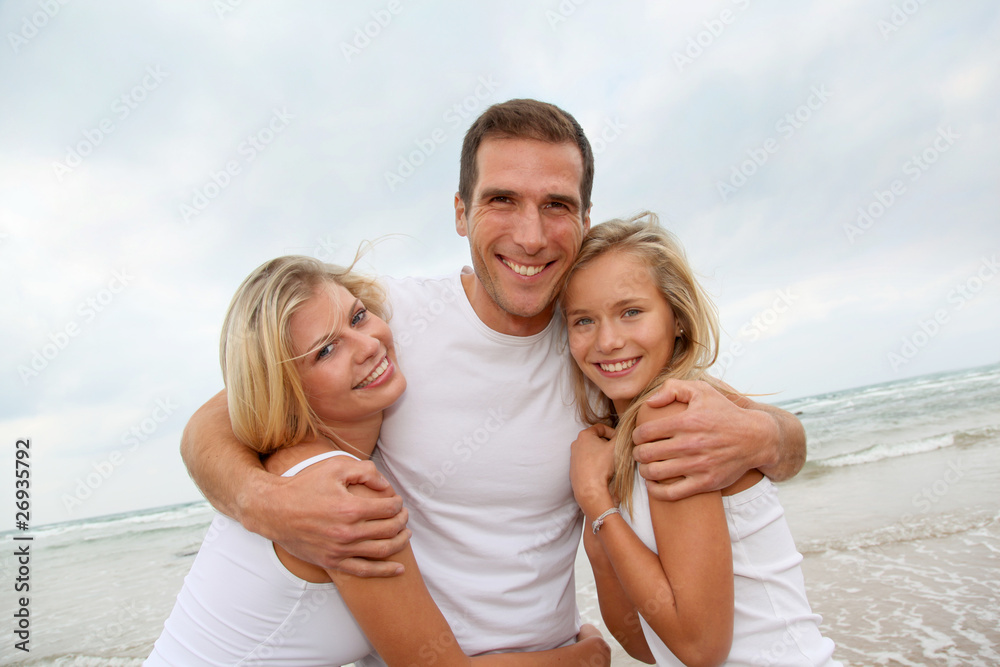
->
<box><xmin>561</xmin><ymin>211</ymin><xmax>726</xmax><ymax>515</ymax></box>
<box><xmin>220</xmin><ymin>254</ymin><xmax>387</xmax><ymax>455</ymax></box>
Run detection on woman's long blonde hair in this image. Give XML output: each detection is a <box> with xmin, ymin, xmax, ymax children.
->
<box><xmin>220</xmin><ymin>254</ymin><xmax>387</xmax><ymax>455</ymax></box>
<box><xmin>561</xmin><ymin>211</ymin><xmax>725</xmax><ymax>516</ymax></box>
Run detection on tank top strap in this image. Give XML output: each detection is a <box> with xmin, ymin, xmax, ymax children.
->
<box><xmin>281</xmin><ymin>450</ymin><xmax>360</xmax><ymax>478</ymax></box>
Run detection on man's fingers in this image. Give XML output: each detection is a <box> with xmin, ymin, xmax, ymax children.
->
<box><xmin>350</xmin><ymin>510</ymin><xmax>409</xmax><ymax>543</ymax></box>
<box><xmin>342</xmin><ymin>493</ymin><xmax>404</xmax><ymax>522</ymax></box>
<box><xmin>333</xmin><ymin>556</ymin><xmax>405</xmax><ymax>578</ymax></box>
<box><xmin>632</xmin><ymin>409</ymin><xmax>684</xmax><ymax>446</ymax></box>
<box><xmin>644</xmin><ymin>476</ymin><xmax>701</xmax><ymax>503</ymax></box>
<box><xmin>644</xmin><ymin>378</ymin><xmax>695</xmax><ymax>408</ymax></box>
<box><xmin>340</xmin><ymin>459</ymin><xmax>392</xmax><ymax>491</ymax></box>
<box><xmin>323</xmin><ymin>526</ymin><xmax>412</xmax><ymax>571</ymax></box>
<box><xmin>633</xmin><ymin>438</ymin><xmax>680</xmax><ymax>465</ymax></box>
<box><xmin>636</xmin><ymin>459</ymin><xmax>685</xmax><ymax>483</ymax></box>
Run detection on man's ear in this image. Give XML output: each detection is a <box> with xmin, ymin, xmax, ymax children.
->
<box><xmin>582</xmin><ymin>203</ymin><xmax>592</xmax><ymax>233</ymax></box>
<box><xmin>455</xmin><ymin>192</ymin><xmax>469</xmax><ymax>237</ymax></box>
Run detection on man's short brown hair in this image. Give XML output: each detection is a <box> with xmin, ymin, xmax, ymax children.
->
<box><xmin>459</xmin><ymin>99</ymin><xmax>594</xmax><ymax>214</ymax></box>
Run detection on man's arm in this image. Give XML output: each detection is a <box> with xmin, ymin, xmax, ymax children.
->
<box><xmin>630</xmin><ymin>379</ymin><xmax>806</xmax><ymax>502</ymax></box>
<box><xmin>180</xmin><ymin>390</ymin><xmax>410</xmax><ymax>576</ymax></box>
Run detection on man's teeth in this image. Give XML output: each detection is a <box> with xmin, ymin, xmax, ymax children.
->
<box><xmin>502</xmin><ymin>259</ymin><xmax>545</xmax><ymax>277</ymax></box>
<box><xmin>600</xmin><ymin>359</ymin><xmax>637</xmax><ymax>373</ymax></box>
<box><xmin>356</xmin><ymin>357</ymin><xmax>389</xmax><ymax>388</ymax></box>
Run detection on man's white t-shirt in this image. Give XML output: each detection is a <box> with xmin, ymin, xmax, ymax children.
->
<box><xmin>365</xmin><ymin>270</ymin><xmax>585</xmax><ymax>659</ymax></box>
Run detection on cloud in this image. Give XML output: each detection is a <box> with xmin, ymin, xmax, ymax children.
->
<box><xmin>2</xmin><ymin>0</ymin><xmax>998</xmax><ymax>523</ymax></box>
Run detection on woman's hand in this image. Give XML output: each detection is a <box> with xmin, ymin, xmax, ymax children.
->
<box><xmin>570</xmin><ymin>424</ymin><xmax>617</xmax><ymax>520</ymax></box>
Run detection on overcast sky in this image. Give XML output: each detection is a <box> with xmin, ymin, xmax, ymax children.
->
<box><xmin>2</xmin><ymin>1</ymin><xmax>998</xmax><ymax>525</ymax></box>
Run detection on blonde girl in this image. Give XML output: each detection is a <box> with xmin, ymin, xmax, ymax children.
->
<box><xmin>563</xmin><ymin>213</ymin><xmax>839</xmax><ymax>666</ymax></box>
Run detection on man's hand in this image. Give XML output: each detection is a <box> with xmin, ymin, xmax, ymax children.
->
<box><xmin>569</xmin><ymin>424</ymin><xmax>617</xmax><ymax>520</ymax></box>
<box><xmin>631</xmin><ymin>378</ymin><xmax>805</xmax><ymax>502</ymax></box>
<box><xmin>182</xmin><ymin>390</ymin><xmax>411</xmax><ymax>578</ymax></box>
<box><xmin>249</xmin><ymin>456</ymin><xmax>411</xmax><ymax>577</ymax></box>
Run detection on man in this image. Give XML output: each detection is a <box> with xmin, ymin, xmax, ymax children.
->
<box><xmin>181</xmin><ymin>99</ymin><xmax>805</xmax><ymax>657</ymax></box>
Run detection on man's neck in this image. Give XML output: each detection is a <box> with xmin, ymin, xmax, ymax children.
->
<box><xmin>460</xmin><ymin>271</ymin><xmax>554</xmax><ymax>337</ymax></box>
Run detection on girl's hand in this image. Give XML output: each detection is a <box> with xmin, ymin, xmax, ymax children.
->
<box><xmin>575</xmin><ymin>624</ymin><xmax>612</xmax><ymax>666</ymax></box>
<box><xmin>570</xmin><ymin>424</ymin><xmax>617</xmax><ymax>519</ymax></box>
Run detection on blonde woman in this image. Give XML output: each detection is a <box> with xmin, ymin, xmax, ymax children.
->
<box><xmin>146</xmin><ymin>255</ymin><xmax>609</xmax><ymax>666</ymax></box>
<box><xmin>562</xmin><ymin>214</ymin><xmax>839</xmax><ymax>666</ymax></box>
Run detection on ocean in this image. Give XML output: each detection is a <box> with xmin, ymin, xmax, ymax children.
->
<box><xmin>3</xmin><ymin>363</ymin><xmax>998</xmax><ymax>666</ymax></box>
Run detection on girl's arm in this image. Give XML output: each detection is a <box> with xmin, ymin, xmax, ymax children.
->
<box><xmin>329</xmin><ymin>483</ymin><xmax>611</xmax><ymax>667</ymax></box>
<box><xmin>582</xmin><ymin>528</ymin><xmax>654</xmax><ymax>663</ymax></box>
<box><xmin>572</xmin><ymin>405</ymin><xmax>734</xmax><ymax>667</ymax></box>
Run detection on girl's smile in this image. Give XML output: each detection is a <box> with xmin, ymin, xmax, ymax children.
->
<box><xmin>564</xmin><ymin>251</ymin><xmax>679</xmax><ymax>415</ymax></box>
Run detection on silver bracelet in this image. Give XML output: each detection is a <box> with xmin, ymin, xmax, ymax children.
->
<box><xmin>591</xmin><ymin>507</ymin><xmax>621</xmax><ymax>534</ymax></box>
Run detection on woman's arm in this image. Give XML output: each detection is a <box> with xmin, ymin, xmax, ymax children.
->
<box><xmin>571</xmin><ymin>405</ymin><xmax>734</xmax><ymax>667</ymax></box>
<box><xmin>330</xmin><ymin>483</ymin><xmax>611</xmax><ymax>666</ymax></box>
<box><xmin>180</xmin><ymin>390</ymin><xmax>409</xmax><ymax>575</ymax></box>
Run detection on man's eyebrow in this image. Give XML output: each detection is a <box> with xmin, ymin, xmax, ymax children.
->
<box><xmin>547</xmin><ymin>192</ymin><xmax>580</xmax><ymax>208</ymax></box>
<box><xmin>478</xmin><ymin>187</ymin><xmax>517</xmax><ymax>200</ymax></box>
<box><xmin>477</xmin><ymin>188</ymin><xmax>581</xmax><ymax>208</ymax></box>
